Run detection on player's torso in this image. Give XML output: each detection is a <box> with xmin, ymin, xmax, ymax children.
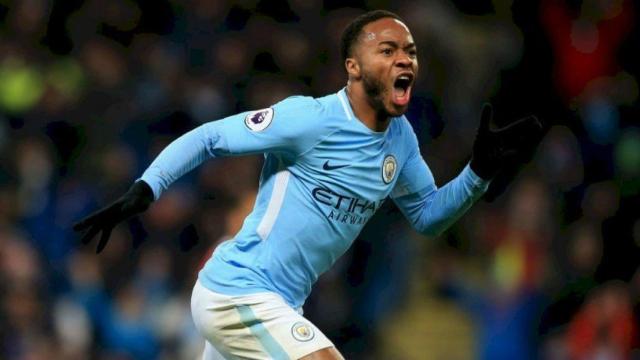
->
<box><xmin>261</xmin><ymin>91</ymin><xmax>411</xmax><ymax>265</ymax></box>
<box><xmin>202</xmin><ymin>90</ymin><xmax>413</xmax><ymax>307</ymax></box>
<box><xmin>286</xmin><ymin>116</ymin><xmax>404</xmax><ymax>232</ymax></box>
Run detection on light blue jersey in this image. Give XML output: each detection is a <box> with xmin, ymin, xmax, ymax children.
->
<box><xmin>140</xmin><ymin>88</ymin><xmax>489</xmax><ymax>308</ymax></box>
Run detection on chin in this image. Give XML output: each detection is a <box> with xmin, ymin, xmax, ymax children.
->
<box><xmin>386</xmin><ymin>103</ymin><xmax>409</xmax><ymax>117</ymax></box>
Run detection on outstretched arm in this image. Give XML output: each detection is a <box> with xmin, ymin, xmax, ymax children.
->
<box><xmin>73</xmin><ymin>117</ymin><xmax>239</xmax><ymax>253</ymax></box>
<box><xmin>393</xmin><ymin>104</ymin><xmax>543</xmax><ymax>236</ymax></box>
<box><xmin>142</xmin><ymin>99</ymin><xmax>325</xmax><ymax>199</ymax></box>
<box><xmin>139</xmin><ymin>122</ymin><xmax>226</xmax><ymax>201</ymax></box>
<box><xmin>74</xmin><ymin>97</ymin><xmax>325</xmax><ymax>252</ymax></box>
<box><xmin>393</xmin><ymin>164</ymin><xmax>489</xmax><ymax>236</ymax></box>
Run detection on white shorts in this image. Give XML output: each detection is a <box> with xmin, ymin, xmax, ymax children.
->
<box><xmin>191</xmin><ymin>280</ymin><xmax>335</xmax><ymax>360</ymax></box>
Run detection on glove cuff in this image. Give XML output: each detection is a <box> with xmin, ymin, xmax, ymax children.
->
<box><xmin>127</xmin><ymin>181</ymin><xmax>155</xmax><ymax>209</ymax></box>
<box><xmin>469</xmin><ymin>157</ymin><xmax>496</xmax><ymax>181</ymax></box>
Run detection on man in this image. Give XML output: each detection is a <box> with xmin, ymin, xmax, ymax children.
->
<box><xmin>74</xmin><ymin>10</ymin><xmax>543</xmax><ymax>360</ymax></box>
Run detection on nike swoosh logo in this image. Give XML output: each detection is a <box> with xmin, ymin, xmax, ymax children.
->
<box><xmin>323</xmin><ymin>160</ymin><xmax>349</xmax><ymax>171</ymax></box>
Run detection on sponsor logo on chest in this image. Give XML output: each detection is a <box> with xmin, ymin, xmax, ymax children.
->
<box><xmin>310</xmin><ymin>153</ymin><xmax>397</xmax><ymax>226</ymax></box>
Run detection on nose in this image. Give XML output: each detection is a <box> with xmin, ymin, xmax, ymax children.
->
<box><xmin>395</xmin><ymin>53</ymin><xmax>413</xmax><ymax>68</ymax></box>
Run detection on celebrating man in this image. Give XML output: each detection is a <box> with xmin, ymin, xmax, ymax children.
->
<box><xmin>75</xmin><ymin>10</ymin><xmax>543</xmax><ymax>360</ymax></box>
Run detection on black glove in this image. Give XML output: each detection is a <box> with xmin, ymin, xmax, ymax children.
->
<box><xmin>470</xmin><ymin>104</ymin><xmax>544</xmax><ymax>181</ymax></box>
<box><xmin>73</xmin><ymin>181</ymin><xmax>154</xmax><ymax>253</ymax></box>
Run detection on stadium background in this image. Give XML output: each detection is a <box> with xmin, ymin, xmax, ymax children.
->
<box><xmin>1</xmin><ymin>0</ymin><xmax>639</xmax><ymax>359</ymax></box>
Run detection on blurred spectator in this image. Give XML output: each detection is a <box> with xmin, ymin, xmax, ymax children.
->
<box><xmin>101</xmin><ymin>282</ymin><xmax>159</xmax><ymax>359</ymax></box>
<box><xmin>0</xmin><ymin>56</ymin><xmax>46</xmax><ymax>115</ymax></box>
<box><xmin>542</xmin><ymin>0</ymin><xmax>634</xmax><ymax>105</ymax></box>
<box><xmin>436</xmin><ymin>176</ymin><xmax>552</xmax><ymax>360</ymax></box>
<box><xmin>566</xmin><ymin>281</ymin><xmax>637</xmax><ymax>360</ymax></box>
<box><xmin>615</xmin><ymin>128</ymin><xmax>640</xmax><ymax>196</ymax></box>
<box><xmin>539</xmin><ymin>221</ymin><xmax>602</xmax><ymax>349</ymax></box>
<box><xmin>536</xmin><ymin>125</ymin><xmax>584</xmax><ymax>191</ymax></box>
<box><xmin>399</xmin><ymin>0</ymin><xmax>524</xmax><ymax>174</ymax></box>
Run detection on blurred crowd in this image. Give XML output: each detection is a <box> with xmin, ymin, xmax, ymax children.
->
<box><xmin>0</xmin><ymin>0</ymin><xmax>639</xmax><ymax>359</ymax></box>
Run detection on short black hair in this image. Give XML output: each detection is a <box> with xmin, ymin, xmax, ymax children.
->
<box><xmin>340</xmin><ymin>10</ymin><xmax>404</xmax><ymax>62</ymax></box>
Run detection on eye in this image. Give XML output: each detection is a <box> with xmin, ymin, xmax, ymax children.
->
<box><xmin>408</xmin><ymin>49</ymin><xmax>417</xmax><ymax>58</ymax></box>
<box><xmin>381</xmin><ymin>48</ymin><xmax>393</xmax><ymax>56</ymax></box>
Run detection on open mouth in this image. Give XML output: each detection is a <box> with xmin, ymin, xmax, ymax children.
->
<box><xmin>392</xmin><ymin>73</ymin><xmax>413</xmax><ymax>106</ymax></box>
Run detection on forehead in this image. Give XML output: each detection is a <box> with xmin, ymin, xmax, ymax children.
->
<box><xmin>360</xmin><ymin>17</ymin><xmax>414</xmax><ymax>46</ymax></box>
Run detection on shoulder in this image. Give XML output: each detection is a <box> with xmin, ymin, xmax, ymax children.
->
<box><xmin>272</xmin><ymin>95</ymin><xmax>324</xmax><ymax>116</ymax></box>
<box><xmin>274</xmin><ymin>92</ymin><xmax>349</xmax><ymax>119</ymax></box>
<box><xmin>270</xmin><ymin>95</ymin><xmax>325</xmax><ymax>128</ymax></box>
<box><xmin>239</xmin><ymin>94</ymin><xmax>341</xmax><ymax>147</ymax></box>
<box><xmin>239</xmin><ymin>95</ymin><xmax>325</xmax><ymax>133</ymax></box>
<box><xmin>269</xmin><ymin>93</ymin><xmax>346</xmax><ymax>132</ymax></box>
<box><xmin>393</xmin><ymin>115</ymin><xmax>419</xmax><ymax>143</ymax></box>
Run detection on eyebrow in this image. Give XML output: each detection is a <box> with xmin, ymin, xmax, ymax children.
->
<box><xmin>378</xmin><ymin>40</ymin><xmax>416</xmax><ymax>49</ymax></box>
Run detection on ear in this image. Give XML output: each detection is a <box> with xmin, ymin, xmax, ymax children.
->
<box><xmin>345</xmin><ymin>58</ymin><xmax>361</xmax><ymax>80</ymax></box>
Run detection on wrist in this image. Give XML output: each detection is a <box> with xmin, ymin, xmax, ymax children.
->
<box><xmin>128</xmin><ymin>181</ymin><xmax>155</xmax><ymax>207</ymax></box>
<box><xmin>469</xmin><ymin>157</ymin><xmax>496</xmax><ymax>181</ymax></box>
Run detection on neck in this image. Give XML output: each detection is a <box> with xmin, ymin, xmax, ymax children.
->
<box><xmin>345</xmin><ymin>82</ymin><xmax>391</xmax><ymax>132</ymax></box>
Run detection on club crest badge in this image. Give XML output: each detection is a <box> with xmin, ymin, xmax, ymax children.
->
<box><xmin>382</xmin><ymin>155</ymin><xmax>397</xmax><ymax>184</ymax></box>
<box><xmin>244</xmin><ymin>108</ymin><xmax>274</xmax><ymax>132</ymax></box>
<box><xmin>291</xmin><ymin>322</ymin><xmax>315</xmax><ymax>342</ymax></box>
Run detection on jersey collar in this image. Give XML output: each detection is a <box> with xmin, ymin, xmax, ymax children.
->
<box><xmin>337</xmin><ymin>87</ymin><xmax>395</xmax><ymax>136</ymax></box>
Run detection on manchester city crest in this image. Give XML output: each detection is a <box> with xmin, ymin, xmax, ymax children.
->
<box><xmin>382</xmin><ymin>155</ymin><xmax>397</xmax><ymax>184</ymax></box>
<box><xmin>291</xmin><ymin>322</ymin><xmax>315</xmax><ymax>342</ymax></box>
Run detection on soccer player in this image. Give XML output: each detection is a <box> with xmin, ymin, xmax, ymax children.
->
<box><xmin>74</xmin><ymin>10</ymin><xmax>543</xmax><ymax>360</ymax></box>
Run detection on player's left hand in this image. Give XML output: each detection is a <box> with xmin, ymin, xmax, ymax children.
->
<box><xmin>470</xmin><ymin>104</ymin><xmax>544</xmax><ymax>181</ymax></box>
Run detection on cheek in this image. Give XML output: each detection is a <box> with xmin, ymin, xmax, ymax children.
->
<box><xmin>370</xmin><ymin>64</ymin><xmax>391</xmax><ymax>83</ymax></box>
<box><xmin>361</xmin><ymin>55</ymin><xmax>387</xmax><ymax>72</ymax></box>
<box><xmin>409</xmin><ymin>58</ymin><xmax>419</xmax><ymax>72</ymax></box>
<box><xmin>360</xmin><ymin>63</ymin><xmax>381</xmax><ymax>81</ymax></box>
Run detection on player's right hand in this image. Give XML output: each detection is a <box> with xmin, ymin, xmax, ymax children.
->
<box><xmin>73</xmin><ymin>181</ymin><xmax>154</xmax><ymax>253</ymax></box>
